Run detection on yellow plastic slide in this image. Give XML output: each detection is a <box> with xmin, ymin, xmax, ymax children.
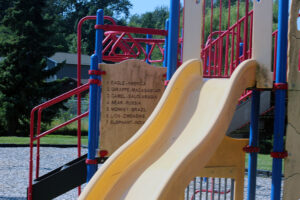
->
<box><xmin>79</xmin><ymin>59</ymin><xmax>257</xmax><ymax>200</ymax></box>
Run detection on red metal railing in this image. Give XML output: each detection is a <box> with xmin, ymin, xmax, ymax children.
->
<box><xmin>98</xmin><ymin>25</ymin><xmax>167</xmax><ymax>64</ymax></box>
<box><xmin>28</xmin><ymin>83</ymin><xmax>90</xmax><ymax>200</ymax></box>
<box><xmin>201</xmin><ymin>11</ymin><xmax>253</xmax><ymax>78</ymax></box>
<box><xmin>78</xmin><ymin>17</ymin><xmax>168</xmax><ymax>65</ymax></box>
<box><xmin>102</xmin><ymin>31</ymin><xmax>165</xmax><ymax>63</ymax></box>
<box><xmin>76</xmin><ymin>16</ymin><xmax>117</xmax><ymax>160</ymax></box>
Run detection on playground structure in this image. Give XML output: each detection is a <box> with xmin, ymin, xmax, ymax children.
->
<box><xmin>27</xmin><ymin>0</ymin><xmax>300</xmax><ymax>200</ymax></box>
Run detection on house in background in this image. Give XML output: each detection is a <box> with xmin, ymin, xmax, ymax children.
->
<box><xmin>47</xmin><ymin>52</ymin><xmax>90</xmax><ymax>84</ymax></box>
<box><xmin>1</xmin><ymin>52</ymin><xmax>91</xmax><ymax>84</ymax></box>
<box><xmin>47</xmin><ymin>52</ymin><xmax>91</xmax><ymax>115</ymax></box>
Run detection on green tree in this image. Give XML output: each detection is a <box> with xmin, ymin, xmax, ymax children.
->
<box><xmin>0</xmin><ymin>0</ymin><xmax>69</xmax><ymax>136</ymax></box>
<box><xmin>44</xmin><ymin>0</ymin><xmax>132</xmax><ymax>54</ymax></box>
<box><xmin>0</xmin><ymin>0</ymin><xmax>15</xmax><ymax>20</ymax></box>
<box><xmin>129</xmin><ymin>6</ymin><xmax>169</xmax><ymax>30</ymax></box>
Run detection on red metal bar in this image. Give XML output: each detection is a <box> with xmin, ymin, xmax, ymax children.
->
<box><xmin>203</xmin><ymin>51</ymin><xmax>208</xmax><ymax>76</ymax></box>
<box><xmin>148</xmin><ymin>43</ymin><xmax>164</xmax><ymax>63</ymax></box>
<box><xmin>249</xmin><ymin>13</ymin><xmax>253</xmax><ymax>58</ymax></box>
<box><xmin>120</xmin><ymin>38</ymin><xmax>165</xmax><ymax>43</ymax></box>
<box><xmin>34</xmin><ymin>112</ymin><xmax>89</xmax><ymax>141</ymax></box>
<box><xmin>107</xmin><ymin>34</ymin><xmax>133</xmax><ymax>56</ymax></box>
<box><xmin>177</xmin><ymin>0</ymin><xmax>181</xmax><ymax>67</ymax></box>
<box><xmin>109</xmin><ymin>32</ymin><xmax>127</xmax><ymax>56</ymax></box>
<box><xmin>235</xmin><ymin>21</ymin><xmax>241</xmax><ymax>68</ymax></box>
<box><xmin>95</xmin><ymin>25</ymin><xmax>167</xmax><ymax>36</ymax></box>
<box><xmin>28</xmin><ymin>134</ymin><xmax>33</xmax><ymax>199</ymax></box>
<box><xmin>218</xmin><ymin>0</ymin><xmax>222</xmax><ymax>77</ymax></box>
<box><xmin>214</xmin><ymin>43</ymin><xmax>218</xmax><ymax>76</ymax></box>
<box><xmin>35</xmin><ymin>108</ymin><xmax>42</xmax><ymax>179</ymax></box>
<box><xmin>273</xmin><ymin>30</ymin><xmax>278</xmax><ymax>80</ymax></box>
<box><xmin>127</xmin><ymin>33</ymin><xmax>147</xmax><ymax>60</ymax></box>
<box><xmin>230</xmin><ymin>26</ymin><xmax>235</xmax><ymax>74</ymax></box>
<box><xmin>208</xmin><ymin>1</ymin><xmax>214</xmax><ymax>77</ymax></box>
<box><xmin>202</xmin><ymin>0</ymin><xmax>206</xmax><ymax>49</ymax></box>
<box><xmin>102</xmin><ymin>37</ymin><xmax>116</xmax><ymax>54</ymax></box>
<box><xmin>119</xmin><ymin>34</ymin><xmax>138</xmax><ymax>56</ymax></box>
<box><xmin>32</xmin><ymin>84</ymin><xmax>90</xmax><ymax>111</ymax></box>
<box><xmin>243</xmin><ymin>0</ymin><xmax>249</xmax><ymax>61</ymax></box>
<box><xmin>76</xmin><ymin>16</ymin><xmax>95</xmax><ymax>171</ymax></box>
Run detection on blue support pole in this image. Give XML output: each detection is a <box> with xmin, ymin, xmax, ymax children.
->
<box><xmin>95</xmin><ymin>9</ymin><xmax>104</xmax><ymax>150</ymax></box>
<box><xmin>271</xmin><ymin>0</ymin><xmax>289</xmax><ymax>200</ymax></box>
<box><xmin>163</xmin><ymin>19</ymin><xmax>169</xmax><ymax>67</ymax></box>
<box><xmin>239</xmin><ymin>43</ymin><xmax>244</xmax><ymax>59</ymax></box>
<box><xmin>167</xmin><ymin>0</ymin><xmax>180</xmax><ymax>80</ymax></box>
<box><xmin>86</xmin><ymin>9</ymin><xmax>104</xmax><ymax>182</ymax></box>
<box><xmin>247</xmin><ymin>90</ymin><xmax>260</xmax><ymax>200</ymax></box>
<box><xmin>146</xmin><ymin>34</ymin><xmax>152</xmax><ymax>64</ymax></box>
<box><xmin>87</xmin><ymin>54</ymin><xmax>99</xmax><ymax>181</ymax></box>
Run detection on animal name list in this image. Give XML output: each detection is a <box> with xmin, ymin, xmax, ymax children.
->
<box><xmin>99</xmin><ymin>60</ymin><xmax>166</xmax><ymax>155</ymax></box>
<box><xmin>104</xmin><ymin>80</ymin><xmax>161</xmax><ymax>125</ymax></box>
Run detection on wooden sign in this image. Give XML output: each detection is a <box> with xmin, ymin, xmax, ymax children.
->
<box><xmin>99</xmin><ymin>60</ymin><xmax>166</xmax><ymax>156</ymax></box>
<box><xmin>283</xmin><ymin>0</ymin><xmax>300</xmax><ymax>199</ymax></box>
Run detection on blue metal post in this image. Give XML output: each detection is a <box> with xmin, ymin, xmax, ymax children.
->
<box><xmin>247</xmin><ymin>90</ymin><xmax>260</xmax><ymax>200</ymax></box>
<box><xmin>271</xmin><ymin>0</ymin><xmax>289</xmax><ymax>199</ymax></box>
<box><xmin>87</xmin><ymin>55</ymin><xmax>99</xmax><ymax>181</ymax></box>
<box><xmin>163</xmin><ymin>19</ymin><xmax>169</xmax><ymax>67</ymax></box>
<box><xmin>239</xmin><ymin>43</ymin><xmax>244</xmax><ymax>58</ymax></box>
<box><xmin>95</xmin><ymin>9</ymin><xmax>104</xmax><ymax>151</ymax></box>
<box><xmin>86</xmin><ymin>9</ymin><xmax>104</xmax><ymax>182</ymax></box>
<box><xmin>146</xmin><ymin>34</ymin><xmax>152</xmax><ymax>64</ymax></box>
<box><xmin>167</xmin><ymin>0</ymin><xmax>180</xmax><ymax>80</ymax></box>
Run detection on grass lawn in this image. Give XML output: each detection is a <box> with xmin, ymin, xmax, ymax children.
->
<box><xmin>245</xmin><ymin>153</ymin><xmax>283</xmax><ymax>172</ymax></box>
<box><xmin>50</xmin><ymin>118</ymin><xmax>89</xmax><ymax>132</ymax></box>
<box><xmin>0</xmin><ymin>135</ymin><xmax>88</xmax><ymax>146</ymax></box>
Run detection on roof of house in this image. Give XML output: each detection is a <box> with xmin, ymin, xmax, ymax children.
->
<box><xmin>50</xmin><ymin>52</ymin><xmax>90</xmax><ymax>66</ymax></box>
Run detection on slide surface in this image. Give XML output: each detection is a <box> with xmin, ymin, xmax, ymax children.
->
<box><xmin>79</xmin><ymin>59</ymin><xmax>257</xmax><ymax>200</ymax></box>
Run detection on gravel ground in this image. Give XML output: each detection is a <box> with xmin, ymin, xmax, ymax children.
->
<box><xmin>0</xmin><ymin>147</ymin><xmax>282</xmax><ymax>200</ymax></box>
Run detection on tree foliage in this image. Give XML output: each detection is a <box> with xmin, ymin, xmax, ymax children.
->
<box><xmin>0</xmin><ymin>0</ymin><xmax>132</xmax><ymax>136</ymax></box>
<box><xmin>128</xmin><ymin>6</ymin><xmax>169</xmax><ymax>30</ymax></box>
<box><xmin>44</xmin><ymin>0</ymin><xmax>132</xmax><ymax>54</ymax></box>
<box><xmin>0</xmin><ymin>0</ymin><xmax>69</xmax><ymax>136</ymax></box>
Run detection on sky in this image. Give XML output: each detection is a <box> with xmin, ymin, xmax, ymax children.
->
<box><xmin>129</xmin><ymin>0</ymin><xmax>170</xmax><ymax>15</ymax></box>
<box><xmin>129</xmin><ymin>0</ymin><xmax>184</xmax><ymax>15</ymax></box>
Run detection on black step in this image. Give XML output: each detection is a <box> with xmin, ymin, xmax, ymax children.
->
<box><xmin>29</xmin><ymin>154</ymin><xmax>87</xmax><ymax>200</ymax></box>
